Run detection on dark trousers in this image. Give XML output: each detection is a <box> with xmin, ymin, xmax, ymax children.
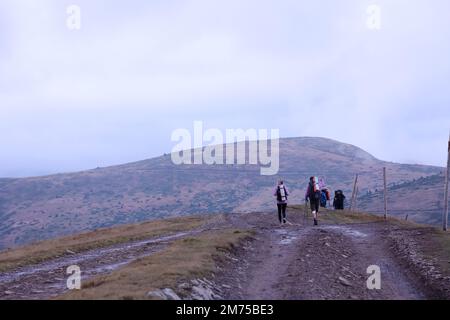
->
<box><xmin>277</xmin><ymin>203</ymin><xmax>287</xmax><ymax>222</ymax></box>
<box><xmin>334</xmin><ymin>199</ymin><xmax>344</xmax><ymax>210</ymax></box>
<box><xmin>310</xmin><ymin>192</ymin><xmax>320</xmax><ymax>212</ymax></box>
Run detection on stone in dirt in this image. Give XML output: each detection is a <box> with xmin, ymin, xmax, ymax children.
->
<box><xmin>191</xmin><ymin>283</ymin><xmax>222</xmax><ymax>300</ymax></box>
<box><xmin>147</xmin><ymin>289</ymin><xmax>167</xmax><ymax>300</ymax></box>
<box><xmin>178</xmin><ymin>282</ymin><xmax>190</xmax><ymax>289</ymax></box>
<box><xmin>162</xmin><ymin>288</ymin><xmax>181</xmax><ymax>300</ymax></box>
<box><xmin>31</xmin><ymin>290</ymin><xmax>45</xmax><ymax>294</ymax></box>
<box><xmin>338</xmin><ymin>277</ymin><xmax>352</xmax><ymax>287</ymax></box>
<box><xmin>202</xmin><ymin>278</ymin><xmax>214</xmax><ymax>286</ymax></box>
<box><xmin>147</xmin><ymin>288</ymin><xmax>181</xmax><ymax>300</ymax></box>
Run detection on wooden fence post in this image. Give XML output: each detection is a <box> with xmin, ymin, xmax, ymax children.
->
<box><xmin>354</xmin><ymin>187</ymin><xmax>359</xmax><ymax>212</ymax></box>
<box><xmin>350</xmin><ymin>174</ymin><xmax>358</xmax><ymax>211</ymax></box>
<box><xmin>383</xmin><ymin>167</ymin><xmax>388</xmax><ymax>220</ymax></box>
<box><xmin>443</xmin><ymin>133</ymin><xmax>450</xmax><ymax>231</ymax></box>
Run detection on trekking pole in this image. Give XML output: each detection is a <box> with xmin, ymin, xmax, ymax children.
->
<box><xmin>304</xmin><ymin>200</ymin><xmax>308</xmax><ymax>218</ymax></box>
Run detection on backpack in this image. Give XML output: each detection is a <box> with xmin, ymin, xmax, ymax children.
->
<box><xmin>335</xmin><ymin>190</ymin><xmax>344</xmax><ymax>200</ymax></box>
<box><xmin>334</xmin><ymin>190</ymin><xmax>345</xmax><ymax>209</ymax></box>
<box><xmin>309</xmin><ymin>182</ymin><xmax>321</xmax><ymax>201</ymax></box>
<box><xmin>277</xmin><ymin>185</ymin><xmax>287</xmax><ymax>202</ymax></box>
<box><xmin>309</xmin><ymin>177</ymin><xmax>321</xmax><ymax>199</ymax></box>
<box><xmin>312</xmin><ymin>176</ymin><xmax>320</xmax><ymax>192</ymax></box>
<box><xmin>320</xmin><ymin>191</ymin><xmax>327</xmax><ymax>207</ymax></box>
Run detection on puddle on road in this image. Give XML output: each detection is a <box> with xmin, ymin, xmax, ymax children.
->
<box><xmin>279</xmin><ymin>236</ymin><xmax>298</xmax><ymax>245</ymax></box>
<box><xmin>322</xmin><ymin>226</ymin><xmax>368</xmax><ymax>238</ymax></box>
<box><xmin>273</xmin><ymin>225</ymin><xmax>366</xmax><ymax>245</ymax></box>
<box><xmin>275</xmin><ymin>229</ymin><xmax>301</xmax><ymax>245</ymax></box>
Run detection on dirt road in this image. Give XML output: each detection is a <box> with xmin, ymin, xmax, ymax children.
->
<box><xmin>0</xmin><ymin>230</ymin><xmax>203</xmax><ymax>300</ymax></box>
<box><xmin>0</xmin><ymin>209</ymin><xmax>448</xmax><ymax>300</ymax></box>
<box><xmin>216</xmin><ymin>210</ymin><xmax>445</xmax><ymax>300</ymax></box>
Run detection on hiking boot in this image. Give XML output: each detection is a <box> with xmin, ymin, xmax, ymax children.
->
<box><xmin>283</xmin><ymin>218</ymin><xmax>287</xmax><ymax>224</ymax></box>
<box><xmin>314</xmin><ymin>218</ymin><xmax>318</xmax><ymax>226</ymax></box>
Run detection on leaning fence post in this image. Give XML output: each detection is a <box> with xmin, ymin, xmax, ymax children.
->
<box><xmin>443</xmin><ymin>133</ymin><xmax>450</xmax><ymax>231</ymax></box>
<box><xmin>383</xmin><ymin>167</ymin><xmax>388</xmax><ymax>220</ymax></box>
<box><xmin>354</xmin><ymin>187</ymin><xmax>359</xmax><ymax>212</ymax></box>
<box><xmin>350</xmin><ymin>174</ymin><xmax>358</xmax><ymax>211</ymax></box>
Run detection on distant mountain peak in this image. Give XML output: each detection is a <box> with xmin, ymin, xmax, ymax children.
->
<box><xmin>282</xmin><ymin>137</ymin><xmax>377</xmax><ymax>162</ymax></box>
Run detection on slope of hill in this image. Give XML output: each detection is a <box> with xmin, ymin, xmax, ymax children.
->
<box><xmin>0</xmin><ymin>137</ymin><xmax>442</xmax><ymax>249</ymax></box>
<box><xmin>358</xmin><ymin>174</ymin><xmax>447</xmax><ymax>225</ymax></box>
<box><xmin>1</xmin><ymin>209</ymin><xmax>449</xmax><ymax>300</ymax></box>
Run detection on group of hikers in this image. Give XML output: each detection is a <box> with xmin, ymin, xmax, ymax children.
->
<box><xmin>273</xmin><ymin>177</ymin><xmax>346</xmax><ymax>226</ymax></box>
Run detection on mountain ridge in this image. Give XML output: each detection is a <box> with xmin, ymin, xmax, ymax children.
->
<box><xmin>0</xmin><ymin>137</ymin><xmax>442</xmax><ymax>249</ymax></box>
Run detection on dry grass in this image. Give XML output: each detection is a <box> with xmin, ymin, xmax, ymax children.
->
<box><xmin>321</xmin><ymin>209</ymin><xmax>387</xmax><ymax>224</ymax></box>
<box><xmin>58</xmin><ymin>228</ymin><xmax>254</xmax><ymax>300</ymax></box>
<box><xmin>0</xmin><ymin>215</ymin><xmax>209</xmax><ymax>272</ymax></box>
<box><xmin>288</xmin><ymin>204</ymin><xmax>436</xmax><ymax>227</ymax></box>
<box><xmin>288</xmin><ymin>205</ymin><xmax>386</xmax><ymax>224</ymax></box>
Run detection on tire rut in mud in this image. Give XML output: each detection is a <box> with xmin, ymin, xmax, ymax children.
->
<box><xmin>0</xmin><ymin>230</ymin><xmax>203</xmax><ymax>300</ymax></box>
<box><xmin>217</xmin><ymin>216</ymin><xmax>431</xmax><ymax>300</ymax></box>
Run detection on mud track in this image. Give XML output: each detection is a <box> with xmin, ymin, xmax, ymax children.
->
<box><xmin>216</xmin><ymin>211</ymin><xmax>446</xmax><ymax>300</ymax></box>
<box><xmin>0</xmin><ymin>229</ymin><xmax>208</xmax><ymax>300</ymax></box>
<box><xmin>1</xmin><ymin>210</ymin><xmax>448</xmax><ymax>300</ymax></box>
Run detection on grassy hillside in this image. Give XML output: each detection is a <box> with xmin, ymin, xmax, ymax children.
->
<box><xmin>357</xmin><ymin>174</ymin><xmax>447</xmax><ymax>225</ymax></box>
<box><xmin>0</xmin><ymin>137</ymin><xmax>441</xmax><ymax>249</ymax></box>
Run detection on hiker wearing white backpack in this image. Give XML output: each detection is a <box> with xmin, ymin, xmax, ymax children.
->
<box><xmin>273</xmin><ymin>180</ymin><xmax>289</xmax><ymax>225</ymax></box>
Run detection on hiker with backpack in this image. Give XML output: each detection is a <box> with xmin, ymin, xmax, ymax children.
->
<box><xmin>305</xmin><ymin>176</ymin><xmax>321</xmax><ymax>226</ymax></box>
<box><xmin>318</xmin><ymin>177</ymin><xmax>331</xmax><ymax>208</ymax></box>
<box><xmin>333</xmin><ymin>190</ymin><xmax>346</xmax><ymax>210</ymax></box>
<box><xmin>273</xmin><ymin>180</ymin><xmax>289</xmax><ymax>225</ymax></box>
<box><xmin>320</xmin><ymin>188</ymin><xmax>331</xmax><ymax>208</ymax></box>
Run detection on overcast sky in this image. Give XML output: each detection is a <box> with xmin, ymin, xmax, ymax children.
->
<box><xmin>1</xmin><ymin>0</ymin><xmax>449</xmax><ymax>177</ymax></box>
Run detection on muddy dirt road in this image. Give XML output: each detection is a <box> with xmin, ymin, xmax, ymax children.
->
<box><xmin>0</xmin><ymin>209</ymin><xmax>447</xmax><ymax>300</ymax></box>
<box><xmin>0</xmin><ymin>230</ymin><xmax>204</xmax><ymax>300</ymax></box>
<box><xmin>217</xmin><ymin>211</ymin><xmax>442</xmax><ymax>300</ymax></box>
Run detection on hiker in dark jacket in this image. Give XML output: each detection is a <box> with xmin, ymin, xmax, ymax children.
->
<box><xmin>333</xmin><ymin>190</ymin><xmax>346</xmax><ymax>210</ymax></box>
<box><xmin>305</xmin><ymin>176</ymin><xmax>321</xmax><ymax>226</ymax></box>
<box><xmin>273</xmin><ymin>180</ymin><xmax>289</xmax><ymax>225</ymax></box>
